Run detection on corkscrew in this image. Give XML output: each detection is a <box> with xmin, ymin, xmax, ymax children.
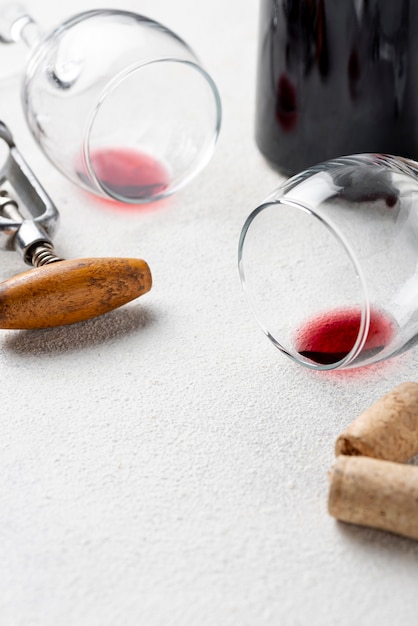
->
<box><xmin>0</xmin><ymin>121</ymin><xmax>152</xmax><ymax>329</ymax></box>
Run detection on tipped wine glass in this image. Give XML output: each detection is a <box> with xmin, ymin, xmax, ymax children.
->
<box><xmin>239</xmin><ymin>154</ymin><xmax>418</xmax><ymax>371</ymax></box>
<box><xmin>0</xmin><ymin>3</ymin><xmax>222</xmax><ymax>204</ymax></box>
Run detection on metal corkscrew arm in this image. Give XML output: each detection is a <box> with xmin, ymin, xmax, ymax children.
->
<box><xmin>0</xmin><ymin>121</ymin><xmax>152</xmax><ymax>329</ymax></box>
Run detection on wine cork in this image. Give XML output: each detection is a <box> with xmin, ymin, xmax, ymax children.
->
<box><xmin>328</xmin><ymin>455</ymin><xmax>418</xmax><ymax>540</ymax></box>
<box><xmin>335</xmin><ymin>382</ymin><xmax>418</xmax><ymax>462</ymax></box>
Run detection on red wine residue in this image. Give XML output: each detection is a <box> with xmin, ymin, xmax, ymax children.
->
<box><xmin>77</xmin><ymin>147</ymin><xmax>170</xmax><ymax>201</ymax></box>
<box><xmin>295</xmin><ymin>307</ymin><xmax>395</xmax><ymax>365</ymax></box>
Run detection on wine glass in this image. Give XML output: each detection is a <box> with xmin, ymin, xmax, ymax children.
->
<box><xmin>0</xmin><ymin>4</ymin><xmax>222</xmax><ymax>203</ymax></box>
<box><xmin>239</xmin><ymin>154</ymin><xmax>418</xmax><ymax>371</ymax></box>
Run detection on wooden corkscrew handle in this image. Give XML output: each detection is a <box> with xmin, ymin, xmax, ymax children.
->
<box><xmin>0</xmin><ymin>257</ymin><xmax>152</xmax><ymax>329</ymax></box>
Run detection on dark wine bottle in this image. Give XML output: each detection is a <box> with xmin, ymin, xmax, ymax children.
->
<box><xmin>255</xmin><ymin>0</ymin><xmax>417</xmax><ymax>175</ymax></box>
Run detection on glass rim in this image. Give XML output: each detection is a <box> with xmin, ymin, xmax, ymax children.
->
<box><xmin>238</xmin><ymin>197</ymin><xmax>371</xmax><ymax>371</ymax></box>
<box><xmin>81</xmin><ymin>57</ymin><xmax>222</xmax><ymax>204</ymax></box>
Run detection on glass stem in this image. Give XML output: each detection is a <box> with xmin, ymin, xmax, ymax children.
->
<box><xmin>0</xmin><ymin>3</ymin><xmax>41</xmax><ymax>47</ymax></box>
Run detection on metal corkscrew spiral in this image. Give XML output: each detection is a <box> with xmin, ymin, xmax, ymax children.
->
<box><xmin>27</xmin><ymin>242</ymin><xmax>63</xmax><ymax>267</ymax></box>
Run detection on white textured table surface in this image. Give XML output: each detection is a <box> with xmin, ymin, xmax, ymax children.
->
<box><xmin>1</xmin><ymin>1</ymin><xmax>418</xmax><ymax>625</ymax></box>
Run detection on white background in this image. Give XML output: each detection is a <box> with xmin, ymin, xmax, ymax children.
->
<box><xmin>1</xmin><ymin>1</ymin><xmax>418</xmax><ymax>624</ymax></box>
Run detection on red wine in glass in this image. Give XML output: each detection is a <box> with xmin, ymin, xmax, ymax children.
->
<box><xmin>76</xmin><ymin>147</ymin><xmax>170</xmax><ymax>201</ymax></box>
<box><xmin>295</xmin><ymin>306</ymin><xmax>395</xmax><ymax>365</ymax></box>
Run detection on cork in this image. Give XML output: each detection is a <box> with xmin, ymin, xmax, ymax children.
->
<box><xmin>335</xmin><ymin>382</ymin><xmax>418</xmax><ymax>462</ymax></box>
<box><xmin>328</xmin><ymin>455</ymin><xmax>418</xmax><ymax>540</ymax></box>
